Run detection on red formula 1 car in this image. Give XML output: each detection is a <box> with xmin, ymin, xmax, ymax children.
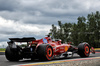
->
<box><xmin>5</xmin><ymin>35</ymin><xmax>95</xmax><ymax>61</ymax></box>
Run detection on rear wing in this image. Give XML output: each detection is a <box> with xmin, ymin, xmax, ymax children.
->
<box><xmin>9</xmin><ymin>37</ymin><xmax>36</xmax><ymax>42</ymax></box>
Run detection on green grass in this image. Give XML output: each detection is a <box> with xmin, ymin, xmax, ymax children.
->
<box><xmin>0</xmin><ymin>48</ymin><xmax>5</xmax><ymax>51</ymax></box>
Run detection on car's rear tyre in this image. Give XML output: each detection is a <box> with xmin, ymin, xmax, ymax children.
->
<box><xmin>5</xmin><ymin>46</ymin><xmax>21</xmax><ymax>61</ymax></box>
<box><xmin>78</xmin><ymin>42</ymin><xmax>90</xmax><ymax>57</ymax></box>
<box><xmin>36</xmin><ymin>44</ymin><xmax>53</xmax><ymax>60</ymax></box>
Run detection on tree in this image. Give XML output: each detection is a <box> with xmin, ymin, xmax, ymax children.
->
<box><xmin>87</xmin><ymin>11</ymin><xmax>100</xmax><ymax>47</ymax></box>
<box><xmin>49</xmin><ymin>11</ymin><xmax>100</xmax><ymax>47</ymax></box>
<box><xmin>71</xmin><ymin>23</ymin><xmax>78</xmax><ymax>45</ymax></box>
<box><xmin>71</xmin><ymin>16</ymin><xmax>87</xmax><ymax>45</ymax></box>
<box><xmin>49</xmin><ymin>24</ymin><xmax>57</xmax><ymax>39</ymax></box>
<box><xmin>49</xmin><ymin>21</ymin><xmax>72</xmax><ymax>43</ymax></box>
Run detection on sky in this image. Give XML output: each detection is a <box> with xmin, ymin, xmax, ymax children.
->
<box><xmin>0</xmin><ymin>0</ymin><xmax>100</xmax><ymax>48</ymax></box>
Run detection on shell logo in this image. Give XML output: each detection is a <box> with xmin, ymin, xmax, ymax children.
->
<box><xmin>65</xmin><ymin>46</ymin><xmax>68</xmax><ymax>51</ymax></box>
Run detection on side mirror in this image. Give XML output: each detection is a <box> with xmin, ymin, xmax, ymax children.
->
<box><xmin>91</xmin><ymin>47</ymin><xmax>95</xmax><ymax>54</ymax></box>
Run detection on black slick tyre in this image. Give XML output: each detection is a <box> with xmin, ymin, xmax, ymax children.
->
<box><xmin>36</xmin><ymin>44</ymin><xmax>53</xmax><ymax>60</ymax></box>
<box><xmin>5</xmin><ymin>46</ymin><xmax>21</xmax><ymax>61</ymax></box>
<box><xmin>78</xmin><ymin>42</ymin><xmax>90</xmax><ymax>57</ymax></box>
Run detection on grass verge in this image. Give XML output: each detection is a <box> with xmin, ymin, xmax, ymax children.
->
<box><xmin>0</xmin><ymin>48</ymin><xmax>5</xmax><ymax>51</ymax></box>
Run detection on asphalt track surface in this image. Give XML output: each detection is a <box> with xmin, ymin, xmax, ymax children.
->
<box><xmin>0</xmin><ymin>51</ymin><xmax>100</xmax><ymax>66</ymax></box>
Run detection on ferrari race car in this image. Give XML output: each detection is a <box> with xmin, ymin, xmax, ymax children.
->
<box><xmin>5</xmin><ymin>35</ymin><xmax>95</xmax><ymax>61</ymax></box>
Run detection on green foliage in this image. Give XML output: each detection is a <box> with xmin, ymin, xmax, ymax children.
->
<box><xmin>49</xmin><ymin>21</ymin><xmax>72</xmax><ymax>43</ymax></box>
<box><xmin>0</xmin><ymin>48</ymin><xmax>5</xmax><ymax>51</ymax></box>
<box><xmin>49</xmin><ymin>11</ymin><xmax>100</xmax><ymax>47</ymax></box>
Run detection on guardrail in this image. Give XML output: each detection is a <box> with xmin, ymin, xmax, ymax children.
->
<box><xmin>0</xmin><ymin>48</ymin><xmax>100</xmax><ymax>52</ymax></box>
<box><xmin>94</xmin><ymin>48</ymin><xmax>100</xmax><ymax>50</ymax></box>
<box><xmin>0</xmin><ymin>51</ymin><xmax>5</xmax><ymax>52</ymax></box>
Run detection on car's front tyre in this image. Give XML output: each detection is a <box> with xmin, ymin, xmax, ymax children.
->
<box><xmin>78</xmin><ymin>42</ymin><xmax>90</xmax><ymax>57</ymax></box>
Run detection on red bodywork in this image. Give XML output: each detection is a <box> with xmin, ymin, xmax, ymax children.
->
<box><xmin>31</xmin><ymin>37</ymin><xmax>71</xmax><ymax>55</ymax></box>
<box><xmin>6</xmin><ymin>36</ymin><xmax>96</xmax><ymax>61</ymax></box>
